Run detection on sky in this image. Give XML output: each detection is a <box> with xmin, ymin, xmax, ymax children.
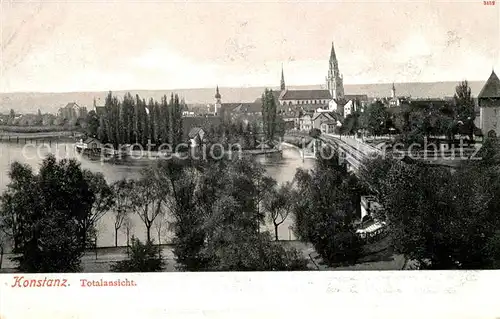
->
<box><xmin>1</xmin><ymin>0</ymin><xmax>499</xmax><ymax>93</ymax></box>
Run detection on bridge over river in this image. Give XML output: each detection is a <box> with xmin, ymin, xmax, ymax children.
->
<box><xmin>313</xmin><ymin>134</ymin><xmax>479</xmax><ymax>173</ymax></box>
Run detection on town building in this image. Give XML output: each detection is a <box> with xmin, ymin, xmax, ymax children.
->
<box><xmin>188</xmin><ymin>127</ymin><xmax>206</xmax><ymax>147</ymax></box>
<box><xmin>299</xmin><ymin>114</ymin><xmax>313</xmax><ymax>132</ymax></box>
<box><xmin>478</xmin><ymin>70</ymin><xmax>500</xmax><ymax>138</ymax></box>
<box><xmin>311</xmin><ymin>112</ymin><xmax>338</xmax><ymax>134</ymax></box>
<box><xmin>58</xmin><ymin>102</ymin><xmax>88</xmax><ymax>124</ymax></box>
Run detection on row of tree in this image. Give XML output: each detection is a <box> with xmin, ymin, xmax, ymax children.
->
<box><xmin>0</xmin><ymin>154</ymin><xmax>313</xmax><ymax>272</ymax></box>
<box><xmin>90</xmin><ymin>92</ymin><xmax>185</xmax><ymax>148</ymax></box>
<box><xmin>341</xmin><ymin>81</ymin><xmax>477</xmax><ymax>144</ymax></box>
<box><xmin>204</xmin><ymin>120</ymin><xmax>262</xmax><ymax>150</ymax></box>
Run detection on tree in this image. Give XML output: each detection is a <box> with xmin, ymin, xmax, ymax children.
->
<box><xmin>0</xmin><ymin>222</ymin><xmax>9</xmax><ymax>270</ymax></box>
<box><xmin>264</xmin><ymin>182</ymin><xmax>294</xmax><ymax>241</ymax></box>
<box><xmin>81</xmin><ymin>171</ymin><xmax>114</xmax><ymax>249</ymax></box>
<box><xmin>86</xmin><ymin>110</ymin><xmax>100</xmax><ymax>138</ymax></box>
<box><xmin>360</xmin><ymin>101</ymin><xmax>390</xmax><ymax>136</ymax></box>
<box><xmin>153</xmin><ymin>215</ymin><xmax>168</xmax><ymax>251</ymax></box>
<box><xmin>110</xmin><ymin>237</ymin><xmax>165</xmax><ymax>272</ymax></box>
<box><xmin>364</xmin><ymin>155</ymin><xmax>500</xmax><ymax>269</ymax></box>
<box><xmin>171</xmin><ymin>157</ymin><xmax>308</xmax><ymax>271</ymax></box>
<box><xmin>0</xmin><ymin>155</ymin><xmax>96</xmax><ymax>272</ymax></box>
<box><xmin>358</xmin><ymin>155</ymin><xmax>398</xmax><ymax>201</ymax></box>
<box><xmin>121</xmin><ymin>217</ymin><xmax>134</xmax><ymax>257</ymax></box>
<box><xmin>202</xmin><ymin>194</ymin><xmax>308</xmax><ymax>271</ymax></box>
<box><xmin>343</xmin><ymin>112</ymin><xmax>361</xmax><ymax>135</ymax></box>
<box><xmin>453</xmin><ymin>80</ymin><xmax>476</xmax><ymax>142</ymax></box>
<box><xmin>35</xmin><ymin>109</ymin><xmax>43</xmax><ymax>125</ymax></box>
<box><xmin>129</xmin><ymin>174</ymin><xmax>166</xmax><ymax>243</ymax></box>
<box><xmin>111</xmin><ymin>179</ymin><xmax>133</xmax><ymax>247</ymax></box>
<box><xmin>293</xmin><ymin>148</ymin><xmax>362</xmax><ymax>266</ymax></box>
<box><xmin>261</xmin><ymin>89</ymin><xmax>278</xmax><ymax>143</ymax></box>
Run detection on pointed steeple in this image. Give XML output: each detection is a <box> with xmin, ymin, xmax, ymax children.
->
<box><xmin>215</xmin><ymin>85</ymin><xmax>221</xmax><ymax>99</ymax></box>
<box><xmin>329</xmin><ymin>41</ymin><xmax>336</xmax><ymax>62</ymax></box>
<box><xmin>391</xmin><ymin>82</ymin><xmax>396</xmax><ymax>98</ymax></box>
<box><xmin>280</xmin><ymin>64</ymin><xmax>286</xmax><ymax>92</ymax></box>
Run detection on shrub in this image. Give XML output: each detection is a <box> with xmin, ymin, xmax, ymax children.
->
<box><xmin>110</xmin><ymin>237</ymin><xmax>165</xmax><ymax>272</ymax></box>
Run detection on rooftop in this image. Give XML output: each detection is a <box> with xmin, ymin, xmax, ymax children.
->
<box><xmin>280</xmin><ymin>89</ymin><xmax>332</xmax><ymax>101</ymax></box>
<box><xmin>478</xmin><ymin>71</ymin><xmax>500</xmax><ymax>99</ymax></box>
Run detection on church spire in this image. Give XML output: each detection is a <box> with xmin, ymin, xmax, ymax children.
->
<box><xmin>280</xmin><ymin>64</ymin><xmax>286</xmax><ymax>92</ymax></box>
<box><xmin>326</xmin><ymin>41</ymin><xmax>344</xmax><ymax>100</ymax></box>
<box><xmin>215</xmin><ymin>85</ymin><xmax>221</xmax><ymax>99</ymax></box>
<box><xmin>329</xmin><ymin>41</ymin><xmax>337</xmax><ymax>63</ymax></box>
<box><xmin>391</xmin><ymin>82</ymin><xmax>396</xmax><ymax>98</ymax></box>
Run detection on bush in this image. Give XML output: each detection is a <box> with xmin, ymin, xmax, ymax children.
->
<box><xmin>203</xmin><ymin>232</ymin><xmax>309</xmax><ymax>271</ymax></box>
<box><xmin>110</xmin><ymin>237</ymin><xmax>165</xmax><ymax>272</ymax></box>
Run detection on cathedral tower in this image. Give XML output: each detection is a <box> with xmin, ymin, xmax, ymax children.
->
<box><xmin>326</xmin><ymin>42</ymin><xmax>345</xmax><ymax>100</ymax></box>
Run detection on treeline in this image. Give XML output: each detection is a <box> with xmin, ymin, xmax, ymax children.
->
<box><xmin>96</xmin><ymin>92</ymin><xmax>184</xmax><ymax>148</ymax></box>
<box><xmin>358</xmin><ymin>138</ymin><xmax>500</xmax><ymax>269</ymax></box>
<box><xmin>341</xmin><ymin>81</ymin><xmax>478</xmax><ymax>145</ymax></box>
<box><xmin>205</xmin><ymin>120</ymin><xmax>261</xmax><ymax>150</ymax></box>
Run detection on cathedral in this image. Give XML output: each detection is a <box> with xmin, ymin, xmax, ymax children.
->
<box><xmin>204</xmin><ymin>41</ymin><xmax>367</xmax><ymax>134</ymax></box>
<box><xmin>278</xmin><ymin>42</ymin><xmax>365</xmax><ymax>116</ymax></box>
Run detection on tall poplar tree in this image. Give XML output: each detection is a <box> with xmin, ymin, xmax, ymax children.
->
<box><xmin>261</xmin><ymin>89</ymin><xmax>277</xmax><ymax>143</ymax></box>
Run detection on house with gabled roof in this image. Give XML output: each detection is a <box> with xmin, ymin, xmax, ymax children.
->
<box><xmin>188</xmin><ymin>127</ymin><xmax>206</xmax><ymax>147</ymax></box>
<box><xmin>312</xmin><ymin>111</ymin><xmax>339</xmax><ymax>134</ymax></box>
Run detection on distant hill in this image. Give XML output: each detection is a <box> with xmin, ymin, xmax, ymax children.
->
<box><xmin>0</xmin><ymin>81</ymin><xmax>486</xmax><ymax>114</ymax></box>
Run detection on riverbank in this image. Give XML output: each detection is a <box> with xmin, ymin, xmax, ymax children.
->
<box><xmin>0</xmin><ymin>125</ymin><xmax>77</xmax><ymax>133</ymax></box>
<box><xmin>80</xmin><ymin>147</ymin><xmax>283</xmax><ymax>163</ymax></box>
<box><xmin>0</xmin><ymin>130</ymin><xmax>83</xmax><ymax>142</ymax></box>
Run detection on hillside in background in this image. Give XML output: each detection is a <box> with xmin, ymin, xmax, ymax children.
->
<box><xmin>0</xmin><ymin>81</ymin><xmax>486</xmax><ymax>114</ymax></box>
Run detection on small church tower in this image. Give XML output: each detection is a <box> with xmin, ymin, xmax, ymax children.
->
<box><xmin>391</xmin><ymin>82</ymin><xmax>396</xmax><ymax>99</ymax></box>
<box><xmin>214</xmin><ymin>85</ymin><xmax>221</xmax><ymax>116</ymax></box>
<box><xmin>280</xmin><ymin>65</ymin><xmax>286</xmax><ymax>93</ymax></box>
<box><xmin>479</xmin><ymin>70</ymin><xmax>500</xmax><ymax>137</ymax></box>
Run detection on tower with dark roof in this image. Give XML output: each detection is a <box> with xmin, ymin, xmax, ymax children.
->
<box><xmin>214</xmin><ymin>86</ymin><xmax>221</xmax><ymax>116</ymax></box>
<box><xmin>325</xmin><ymin>42</ymin><xmax>345</xmax><ymax>100</ymax></box>
<box><xmin>478</xmin><ymin>70</ymin><xmax>500</xmax><ymax>137</ymax></box>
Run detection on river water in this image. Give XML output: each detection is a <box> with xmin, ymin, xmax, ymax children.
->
<box><xmin>0</xmin><ymin>141</ymin><xmax>314</xmax><ymax>247</ymax></box>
